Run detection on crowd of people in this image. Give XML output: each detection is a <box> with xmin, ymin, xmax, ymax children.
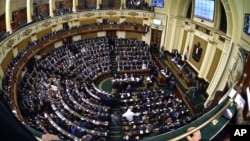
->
<box><xmin>1</xmin><ymin>17</ymin><xmax>240</xmax><ymax>141</ymax></box>
<box><xmin>120</xmin><ymin>89</ymin><xmax>192</xmax><ymax>140</ymax></box>
<box><xmin>2</xmin><ymin>33</ymin><xmax>168</xmax><ymax>140</ymax></box>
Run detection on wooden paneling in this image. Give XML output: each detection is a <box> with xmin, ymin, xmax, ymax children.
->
<box><xmin>102</xmin><ymin>16</ymin><xmax>120</xmax><ymax>22</ymax></box>
<box><xmin>0</xmin><ymin>14</ymin><xmax>5</xmax><ymax>31</ymax></box>
<box><xmin>36</xmin><ymin>28</ymin><xmax>52</xmax><ymax>39</ymax></box>
<box><xmin>38</xmin><ymin>44</ymin><xmax>55</xmax><ymax>56</ymax></box>
<box><xmin>101</xmin><ymin>0</ymin><xmax>120</xmax><ymax>9</ymax></box>
<box><xmin>78</xmin><ymin>0</ymin><xmax>87</xmax><ymax>10</ymax></box>
<box><xmin>206</xmin><ymin>48</ymin><xmax>222</xmax><ymax>81</ymax></box>
<box><xmin>13</xmin><ymin>8</ymin><xmax>27</xmax><ymax>22</ymax></box>
<box><xmin>63</xmin><ymin>0</ymin><xmax>73</xmax><ymax>8</ymax></box>
<box><xmin>150</xmin><ymin>29</ymin><xmax>162</xmax><ymax>49</ymax></box>
<box><xmin>16</xmin><ymin>37</ymin><xmax>32</xmax><ymax>51</ymax></box>
<box><xmin>1</xmin><ymin>49</ymin><xmax>13</xmax><ymax>72</ymax></box>
<box><xmin>39</xmin><ymin>3</ymin><xmax>49</xmax><ymax>14</ymax></box>
<box><xmin>125</xmin><ymin>31</ymin><xmax>142</xmax><ymax>40</ymax></box>
<box><xmin>86</xmin><ymin>0</ymin><xmax>96</xmax><ymax>9</ymax></box>
<box><xmin>80</xmin><ymin>18</ymin><xmax>96</xmax><ymax>24</ymax></box>
<box><xmin>81</xmin><ymin>32</ymin><xmax>97</xmax><ymax>39</ymax></box>
<box><xmin>125</xmin><ymin>17</ymin><xmax>143</xmax><ymax>24</ymax></box>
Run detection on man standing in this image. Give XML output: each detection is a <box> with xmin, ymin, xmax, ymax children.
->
<box><xmin>111</xmin><ymin>113</ymin><xmax>120</xmax><ymax>126</ymax></box>
<box><xmin>122</xmin><ymin>108</ymin><xmax>136</xmax><ymax>122</ymax></box>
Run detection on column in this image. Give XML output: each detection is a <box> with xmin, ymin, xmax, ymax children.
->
<box><xmin>30</xmin><ymin>0</ymin><xmax>34</xmax><ymax>17</ymax></box>
<box><xmin>5</xmin><ymin>0</ymin><xmax>12</xmax><ymax>33</ymax></box>
<box><xmin>72</xmin><ymin>0</ymin><xmax>77</xmax><ymax>12</ymax></box>
<box><xmin>146</xmin><ymin>0</ymin><xmax>151</xmax><ymax>6</ymax></box>
<box><xmin>120</xmin><ymin>0</ymin><xmax>125</xmax><ymax>9</ymax></box>
<box><xmin>96</xmin><ymin>0</ymin><xmax>100</xmax><ymax>9</ymax></box>
<box><xmin>27</xmin><ymin>0</ymin><xmax>32</xmax><ymax>23</ymax></box>
<box><xmin>198</xmin><ymin>42</ymin><xmax>216</xmax><ymax>79</ymax></box>
<box><xmin>204</xmin><ymin>52</ymin><xmax>227</xmax><ymax>107</ymax></box>
<box><xmin>49</xmin><ymin>0</ymin><xmax>55</xmax><ymax>17</ymax></box>
<box><xmin>123</xmin><ymin>0</ymin><xmax>126</xmax><ymax>9</ymax></box>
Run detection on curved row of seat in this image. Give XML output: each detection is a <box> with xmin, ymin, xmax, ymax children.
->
<box><xmin>119</xmin><ymin>89</ymin><xmax>193</xmax><ymax>140</ymax></box>
<box><xmin>1</xmin><ymin>19</ymin><xmax>195</xmax><ymax>141</ymax></box>
<box><xmin>8</xmin><ymin>35</ymin><xmax>154</xmax><ymax>140</ymax></box>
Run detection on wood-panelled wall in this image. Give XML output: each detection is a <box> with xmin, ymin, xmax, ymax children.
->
<box><xmin>81</xmin><ymin>32</ymin><xmax>97</xmax><ymax>39</ymax></box>
<box><xmin>102</xmin><ymin>16</ymin><xmax>120</xmax><ymax>22</ymax></box>
<box><xmin>39</xmin><ymin>3</ymin><xmax>49</xmax><ymax>14</ymax></box>
<box><xmin>13</xmin><ymin>8</ymin><xmax>27</xmax><ymax>22</ymax></box>
<box><xmin>63</xmin><ymin>0</ymin><xmax>73</xmax><ymax>9</ymax></box>
<box><xmin>80</xmin><ymin>18</ymin><xmax>96</xmax><ymax>25</ymax></box>
<box><xmin>36</xmin><ymin>28</ymin><xmax>52</xmax><ymax>39</ymax></box>
<box><xmin>0</xmin><ymin>14</ymin><xmax>5</xmax><ymax>31</ymax></box>
<box><xmin>1</xmin><ymin>50</ymin><xmax>14</xmax><ymax>72</ymax></box>
<box><xmin>125</xmin><ymin>31</ymin><xmax>142</xmax><ymax>40</ymax></box>
<box><xmin>16</xmin><ymin>37</ymin><xmax>32</xmax><ymax>51</ymax></box>
<box><xmin>86</xmin><ymin>0</ymin><xmax>96</xmax><ymax>9</ymax></box>
<box><xmin>38</xmin><ymin>44</ymin><xmax>55</xmax><ymax>56</ymax></box>
<box><xmin>125</xmin><ymin>17</ymin><xmax>143</xmax><ymax>24</ymax></box>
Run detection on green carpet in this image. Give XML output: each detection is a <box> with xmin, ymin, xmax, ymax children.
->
<box><xmin>99</xmin><ymin>77</ymin><xmax>113</xmax><ymax>93</ymax></box>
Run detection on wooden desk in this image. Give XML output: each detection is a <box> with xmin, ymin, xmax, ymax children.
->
<box><xmin>166</xmin><ymin>58</ymin><xmax>191</xmax><ymax>87</ymax></box>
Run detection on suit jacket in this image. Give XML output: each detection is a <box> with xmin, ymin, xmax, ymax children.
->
<box><xmin>192</xmin><ymin>44</ymin><xmax>202</xmax><ymax>62</ymax></box>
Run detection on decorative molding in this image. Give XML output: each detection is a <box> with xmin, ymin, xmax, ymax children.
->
<box><xmin>128</xmin><ymin>11</ymin><xmax>139</xmax><ymax>17</ymax></box>
<box><xmin>23</xmin><ymin>28</ymin><xmax>32</xmax><ymax>36</ymax></box>
<box><xmin>6</xmin><ymin>39</ymin><xmax>15</xmax><ymax>49</ymax></box>
<box><xmin>62</xmin><ymin>15</ymin><xmax>73</xmax><ymax>21</ymax></box>
<box><xmin>84</xmin><ymin>12</ymin><xmax>94</xmax><ymax>17</ymax></box>
<box><xmin>98</xmin><ymin>12</ymin><xmax>102</xmax><ymax>16</ymax></box>
<box><xmin>42</xmin><ymin>21</ymin><xmax>52</xmax><ymax>27</ymax></box>
<box><xmin>106</xmin><ymin>11</ymin><xmax>117</xmax><ymax>16</ymax></box>
<box><xmin>120</xmin><ymin>11</ymin><xmax>124</xmax><ymax>16</ymax></box>
<box><xmin>195</xmin><ymin>25</ymin><xmax>210</xmax><ymax>35</ymax></box>
<box><xmin>76</xmin><ymin>14</ymin><xmax>80</xmax><ymax>18</ymax></box>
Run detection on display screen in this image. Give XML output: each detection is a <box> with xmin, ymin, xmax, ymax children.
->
<box><xmin>194</xmin><ymin>0</ymin><xmax>215</xmax><ymax>22</ymax></box>
<box><xmin>243</xmin><ymin>14</ymin><xmax>250</xmax><ymax>35</ymax></box>
<box><xmin>151</xmin><ymin>0</ymin><xmax>164</xmax><ymax>8</ymax></box>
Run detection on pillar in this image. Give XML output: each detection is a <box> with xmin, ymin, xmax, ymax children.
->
<box><xmin>146</xmin><ymin>0</ymin><xmax>151</xmax><ymax>6</ymax></box>
<box><xmin>27</xmin><ymin>0</ymin><xmax>32</xmax><ymax>23</ymax></box>
<box><xmin>96</xmin><ymin>0</ymin><xmax>100</xmax><ymax>9</ymax></box>
<box><xmin>49</xmin><ymin>0</ymin><xmax>55</xmax><ymax>17</ymax></box>
<box><xmin>72</xmin><ymin>0</ymin><xmax>77</xmax><ymax>12</ymax></box>
<box><xmin>120</xmin><ymin>0</ymin><xmax>125</xmax><ymax>9</ymax></box>
<box><xmin>123</xmin><ymin>0</ymin><xmax>126</xmax><ymax>9</ymax></box>
<box><xmin>5</xmin><ymin>0</ymin><xmax>12</xmax><ymax>33</ymax></box>
<box><xmin>198</xmin><ymin>42</ymin><xmax>216</xmax><ymax>79</ymax></box>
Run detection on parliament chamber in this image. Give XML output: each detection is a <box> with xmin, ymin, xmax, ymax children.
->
<box><xmin>0</xmin><ymin>0</ymin><xmax>250</xmax><ymax>141</ymax></box>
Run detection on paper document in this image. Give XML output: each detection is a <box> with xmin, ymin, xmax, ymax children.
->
<box><xmin>235</xmin><ymin>94</ymin><xmax>245</xmax><ymax>109</ymax></box>
<box><xmin>246</xmin><ymin>87</ymin><xmax>250</xmax><ymax>111</ymax></box>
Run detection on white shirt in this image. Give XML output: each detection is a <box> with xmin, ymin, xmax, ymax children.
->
<box><xmin>122</xmin><ymin>109</ymin><xmax>136</xmax><ymax>121</ymax></box>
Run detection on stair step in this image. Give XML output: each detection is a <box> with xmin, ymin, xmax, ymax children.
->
<box><xmin>110</xmin><ymin>126</ymin><xmax>121</xmax><ymax>129</ymax></box>
<box><xmin>108</xmin><ymin>136</ymin><xmax>123</xmax><ymax>141</ymax></box>
<box><xmin>109</xmin><ymin>131</ymin><xmax>122</xmax><ymax>134</ymax></box>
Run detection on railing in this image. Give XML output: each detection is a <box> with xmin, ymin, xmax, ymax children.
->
<box><xmin>168</xmin><ymin>97</ymin><xmax>233</xmax><ymax>141</ymax></box>
<box><xmin>141</xmin><ymin>95</ymin><xmax>235</xmax><ymax>141</ymax></box>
